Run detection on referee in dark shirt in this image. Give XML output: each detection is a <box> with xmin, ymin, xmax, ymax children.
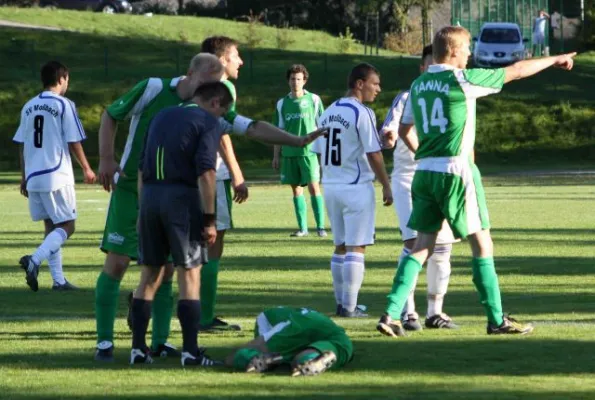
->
<box><xmin>130</xmin><ymin>81</ymin><xmax>232</xmax><ymax>367</ymax></box>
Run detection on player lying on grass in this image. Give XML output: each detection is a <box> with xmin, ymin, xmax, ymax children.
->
<box><xmin>377</xmin><ymin>26</ymin><xmax>576</xmax><ymax>337</ymax></box>
<box><xmin>224</xmin><ymin>307</ymin><xmax>353</xmax><ymax>376</ymax></box>
<box><xmin>14</xmin><ymin>60</ymin><xmax>96</xmax><ymax>292</ymax></box>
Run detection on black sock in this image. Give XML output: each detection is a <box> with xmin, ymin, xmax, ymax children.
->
<box><xmin>131</xmin><ymin>298</ymin><xmax>152</xmax><ymax>350</ymax></box>
<box><xmin>177</xmin><ymin>299</ymin><xmax>201</xmax><ymax>356</ymax></box>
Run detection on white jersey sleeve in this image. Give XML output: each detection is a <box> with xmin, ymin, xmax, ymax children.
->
<box><xmin>13</xmin><ymin>107</ymin><xmax>26</xmax><ymax>143</ymax></box>
<box><xmin>62</xmin><ymin>99</ymin><xmax>87</xmax><ymax>143</ymax></box>
<box><xmin>400</xmin><ymin>93</ymin><xmax>415</xmax><ymax>125</ymax></box>
<box><xmin>359</xmin><ymin>105</ymin><xmax>382</xmax><ymax>154</ymax></box>
<box><xmin>382</xmin><ymin>91</ymin><xmax>417</xmax><ymax>177</ymax></box>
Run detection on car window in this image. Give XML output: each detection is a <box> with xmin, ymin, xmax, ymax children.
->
<box><xmin>480</xmin><ymin>28</ymin><xmax>521</xmax><ymax>44</ymax></box>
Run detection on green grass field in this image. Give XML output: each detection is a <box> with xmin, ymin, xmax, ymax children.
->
<box><xmin>1</xmin><ymin>175</ymin><xmax>595</xmax><ymax>399</ymax></box>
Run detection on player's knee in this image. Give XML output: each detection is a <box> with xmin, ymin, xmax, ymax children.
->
<box><xmin>308</xmin><ymin>183</ymin><xmax>320</xmax><ymax>196</ymax></box>
<box><xmin>57</xmin><ymin>220</ymin><xmax>75</xmax><ymax>238</ymax></box>
<box><xmin>103</xmin><ymin>252</ymin><xmax>130</xmax><ymax>279</ymax></box>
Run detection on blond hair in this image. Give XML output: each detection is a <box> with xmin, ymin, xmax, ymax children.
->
<box><xmin>432</xmin><ymin>26</ymin><xmax>471</xmax><ymax>63</ymax></box>
<box><xmin>189</xmin><ymin>53</ymin><xmax>223</xmax><ymax>76</ymax></box>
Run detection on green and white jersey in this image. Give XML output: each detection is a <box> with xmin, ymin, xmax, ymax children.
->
<box><xmin>273</xmin><ymin>90</ymin><xmax>324</xmax><ymax>157</ymax></box>
<box><xmin>107</xmin><ymin>77</ymin><xmax>183</xmax><ymax>192</ymax></box>
<box><xmin>401</xmin><ymin>65</ymin><xmax>505</xmax><ymax>168</ymax></box>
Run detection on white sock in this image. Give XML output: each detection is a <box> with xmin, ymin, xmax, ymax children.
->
<box><xmin>342</xmin><ymin>252</ymin><xmax>365</xmax><ymax>312</ymax></box>
<box><xmin>48</xmin><ymin>249</ymin><xmax>66</xmax><ymax>285</ymax></box>
<box><xmin>426</xmin><ymin>244</ymin><xmax>452</xmax><ymax>317</ymax></box>
<box><xmin>330</xmin><ymin>254</ymin><xmax>345</xmax><ymax>305</ymax></box>
<box><xmin>32</xmin><ymin>228</ymin><xmax>68</xmax><ymax>266</ymax></box>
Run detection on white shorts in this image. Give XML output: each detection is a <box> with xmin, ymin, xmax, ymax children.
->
<box><xmin>324</xmin><ymin>183</ymin><xmax>375</xmax><ymax>246</ymax></box>
<box><xmin>216</xmin><ymin>179</ymin><xmax>232</xmax><ymax>231</ymax></box>
<box><xmin>392</xmin><ymin>175</ymin><xmax>457</xmax><ymax>245</ymax></box>
<box><xmin>533</xmin><ymin>33</ymin><xmax>545</xmax><ymax>45</ymax></box>
<box><xmin>28</xmin><ymin>185</ymin><xmax>77</xmax><ymax>224</ymax></box>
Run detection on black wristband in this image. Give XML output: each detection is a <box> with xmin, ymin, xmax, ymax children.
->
<box><xmin>203</xmin><ymin>213</ymin><xmax>216</xmax><ymax>226</ymax></box>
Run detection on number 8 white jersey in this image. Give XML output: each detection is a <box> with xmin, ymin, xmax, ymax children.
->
<box><xmin>13</xmin><ymin>91</ymin><xmax>86</xmax><ymax>192</ymax></box>
<box><xmin>312</xmin><ymin>97</ymin><xmax>382</xmax><ymax>185</ymax></box>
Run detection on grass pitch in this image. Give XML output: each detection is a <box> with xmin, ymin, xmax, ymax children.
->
<box><xmin>1</xmin><ymin>174</ymin><xmax>595</xmax><ymax>399</ymax></box>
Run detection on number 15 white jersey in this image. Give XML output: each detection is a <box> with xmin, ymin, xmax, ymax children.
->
<box><xmin>13</xmin><ymin>91</ymin><xmax>86</xmax><ymax>192</ymax></box>
<box><xmin>312</xmin><ymin>97</ymin><xmax>381</xmax><ymax>185</ymax></box>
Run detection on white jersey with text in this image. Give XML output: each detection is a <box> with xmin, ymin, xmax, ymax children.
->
<box><xmin>312</xmin><ymin>97</ymin><xmax>382</xmax><ymax>185</ymax></box>
<box><xmin>13</xmin><ymin>91</ymin><xmax>86</xmax><ymax>192</ymax></box>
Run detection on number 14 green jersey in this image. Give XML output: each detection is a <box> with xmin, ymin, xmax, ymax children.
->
<box><xmin>401</xmin><ymin>65</ymin><xmax>505</xmax><ymax>161</ymax></box>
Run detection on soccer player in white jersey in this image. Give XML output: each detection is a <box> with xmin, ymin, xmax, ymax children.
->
<box><xmin>377</xmin><ymin>26</ymin><xmax>576</xmax><ymax>338</ymax></box>
<box><xmin>312</xmin><ymin>63</ymin><xmax>393</xmax><ymax>318</ymax></box>
<box><xmin>382</xmin><ymin>45</ymin><xmax>459</xmax><ymax>332</ymax></box>
<box><xmin>13</xmin><ymin>61</ymin><xmax>96</xmax><ymax>292</ymax></box>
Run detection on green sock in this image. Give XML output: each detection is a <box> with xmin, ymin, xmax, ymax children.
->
<box><xmin>95</xmin><ymin>271</ymin><xmax>121</xmax><ymax>343</ymax></box>
<box><xmin>472</xmin><ymin>257</ymin><xmax>504</xmax><ymax>326</ymax></box>
<box><xmin>293</xmin><ymin>194</ymin><xmax>308</xmax><ymax>232</ymax></box>
<box><xmin>233</xmin><ymin>348</ymin><xmax>262</xmax><ymax>370</ymax></box>
<box><xmin>311</xmin><ymin>195</ymin><xmax>325</xmax><ymax>230</ymax></box>
<box><xmin>150</xmin><ymin>280</ymin><xmax>173</xmax><ymax>350</ymax></box>
<box><xmin>200</xmin><ymin>258</ymin><xmax>220</xmax><ymax>326</ymax></box>
<box><xmin>385</xmin><ymin>255</ymin><xmax>423</xmax><ymax>320</ymax></box>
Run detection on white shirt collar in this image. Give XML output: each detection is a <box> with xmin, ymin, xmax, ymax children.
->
<box><xmin>170</xmin><ymin>76</ymin><xmax>183</xmax><ymax>88</ymax></box>
<box><xmin>427</xmin><ymin>64</ymin><xmax>458</xmax><ymax>73</ymax></box>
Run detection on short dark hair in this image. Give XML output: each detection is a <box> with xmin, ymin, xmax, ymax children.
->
<box><xmin>194</xmin><ymin>81</ymin><xmax>233</xmax><ymax>108</ymax></box>
<box><xmin>286</xmin><ymin>64</ymin><xmax>309</xmax><ymax>81</ymax></box>
<box><xmin>200</xmin><ymin>36</ymin><xmax>239</xmax><ymax>58</ymax></box>
<box><xmin>421</xmin><ymin>44</ymin><xmax>433</xmax><ymax>63</ymax></box>
<box><xmin>347</xmin><ymin>63</ymin><xmax>379</xmax><ymax>89</ymax></box>
<box><xmin>41</xmin><ymin>61</ymin><xmax>68</xmax><ymax>88</ymax></box>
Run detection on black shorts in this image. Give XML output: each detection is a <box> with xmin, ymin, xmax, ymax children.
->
<box><xmin>138</xmin><ymin>184</ymin><xmax>206</xmax><ymax>268</ymax></box>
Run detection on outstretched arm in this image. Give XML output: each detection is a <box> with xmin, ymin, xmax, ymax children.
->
<box><xmin>504</xmin><ymin>52</ymin><xmax>576</xmax><ymax>83</ymax></box>
<box><xmin>366</xmin><ymin>151</ymin><xmax>393</xmax><ymax>206</ymax></box>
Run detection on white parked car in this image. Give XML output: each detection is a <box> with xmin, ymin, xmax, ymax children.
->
<box><xmin>473</xmin><ymin>22</ymin><xmax>528</xmax><ymax>67</ymax></box>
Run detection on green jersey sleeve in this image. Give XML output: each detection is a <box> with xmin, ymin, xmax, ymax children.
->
<box><xmin>314</xmin><ymin>94</ymin><xmax>325</xmax><ymax>122</ymax></box>
<box><xmin>272</xmin><ymin>98</ymin><xmax>284</xmax><ymax>129</ymax></box>
<box><xmin>106</xmin><ymin>78</ymin><xmax>151</xmax><ymax>121</ymax></box>
<box><xmin>461</xmin><ymin>68</ymin><xmax>505</xmax><ymax>99</ymax></box>
<box><xmin>222</xmin><ymin>80</ymin><xmax>238</xmax><ymax>125</ymax></box>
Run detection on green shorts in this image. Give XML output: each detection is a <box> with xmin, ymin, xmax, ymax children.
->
<box><xmin>100</xmin><ymin>186</ymin><xmax>139</xmax><ymax>260</ymax></box>
<box><xmin>408</xmin><ymin>161</ymin><xmax>490</xmax><ymax>239</ymax></box>
<box><xmin>254</xmin><ymin>307</ymin><xmax>353</xmax><ymax>368</ymax></box>
<box><xmin>280</xmin><ymin>155</ymin><xmax>320</xmax><ymax>186</ymax></box>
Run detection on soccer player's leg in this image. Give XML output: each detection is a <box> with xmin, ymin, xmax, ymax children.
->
<box><xmin>425</xmin><ymin>222</ymin><xmax>458</xmax><ymax>329</ymax></box>
<box><xmin>302</xmin><ymin>154</ymin><xmax>326</xmax><ymax>237</ymax></box>
<box><xmin>20</xmin><ymin>186</ymin><xmax>77</xmax><ymax>292</ymax></box>
<box><xmin>95</xmin><ymin>188</ymin><xmax>137</xmax><ymax>361</ymax></box>
<box><xmin>339</xmin><ymin>183</ymin><xmax>376</xmax><ymax>318</ymax></box>
<box><xmin>446</xmin><ymin>164</ymin><xmax>532</xmax><ymax>335</ymax></box>
<box><xmin>167</xmin><ymin>189</ymin><xmax>220</xmax><ymax>367</ymax></box>
<box><xmin>324</xmin><ymin>186</ymin><xmax>346</xmax><ymax>313</ymax></box>
<box><xmin>392</xmin><ymin>174</ymin><xmax>421</xmax><ymax>331</ymax></box>
<box><xmin>200</xmin><ymin>179</ymin><xmax>240</xmax><ymax>332</ymax></box>
<box><xmin>283</xmin><ymin>157</ymin><xmax>308</xmax><ymax>236</ymax></box>
<box><xmin>379</xmin><ymin>171</ymin><xmax>442</xmax><ymax>338</ymax></box>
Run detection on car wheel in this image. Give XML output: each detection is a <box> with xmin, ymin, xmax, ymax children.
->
<box><xmin>101</xmin><ymin>4</ymin><xmax>116</xmax><ymax>13</ymax></box>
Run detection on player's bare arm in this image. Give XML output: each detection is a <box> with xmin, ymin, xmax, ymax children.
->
<box><xmin>380</xmin><ymin>127</ymin><xmax>397</xmax><ymax>149</ymax></box>
<box><xmin>18</xmin><ymin>145</ymin><xmax>27</xmax><ymax>198</ymax></box>
<box><xmin>245</xmin><ymin>121</ymin><xmax>325</xmax><ymax>147</ymax></box>
<box><xmin>198</xmin><ymin>169</ymin><xmax>217</xmax><ymax>246</ymax></box>
<box><xmin>504</xmin><ymin>52</ymin><xmax>577</xmax><ymax>83</ymax></box>
<box><xmin>218</xmin><ymin>134</ymin><xmax>248</xmax><ymax>203</ymax></box>
<box><xmin>68</xmin><ymin>142</ymin><xmax>96</xmax><ymax>184</ymax></box>
<box><xmin>397</xmin><ymin>123</ymin><xmax>418</xmax><ymax>153</ymax></box>
<box><xmin>366</xmin><ymin>151</ymin><xmax>393</xmax><ymax>206</ymax></box>
<box><xmin>98</xmin><ymin>110</ymin><xmax>124</xmax><ymax>192</ymax></box>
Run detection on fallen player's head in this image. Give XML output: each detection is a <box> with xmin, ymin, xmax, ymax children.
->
<box><xmin>433</xmin><ymin>26</ymin><xmax>472</xmax><ymax>69</ymax></box>
<box><xmin>41</xmin><ymin>60</ymin><xmax>69</xmax><ymax>95</ymax></box>
<box><xmin>193</xmin><ymin>81</ymin><xmax>234</xmax><ymax>117</ymax></box>
<box><xmin>187</xmin><ymin>53</ymin><xmax>224</xmax><ymax>90</ymax></box>
<box><xmin>347</xmin><ymin>63</ymin><xmax>381</xmax><ymax>103</ymax></box>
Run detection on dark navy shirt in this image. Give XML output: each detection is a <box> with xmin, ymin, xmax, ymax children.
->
<box><xmin>139</xmin><ymin>104</ymin><xmax>222</xmax><ymax>187</ymax></box>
